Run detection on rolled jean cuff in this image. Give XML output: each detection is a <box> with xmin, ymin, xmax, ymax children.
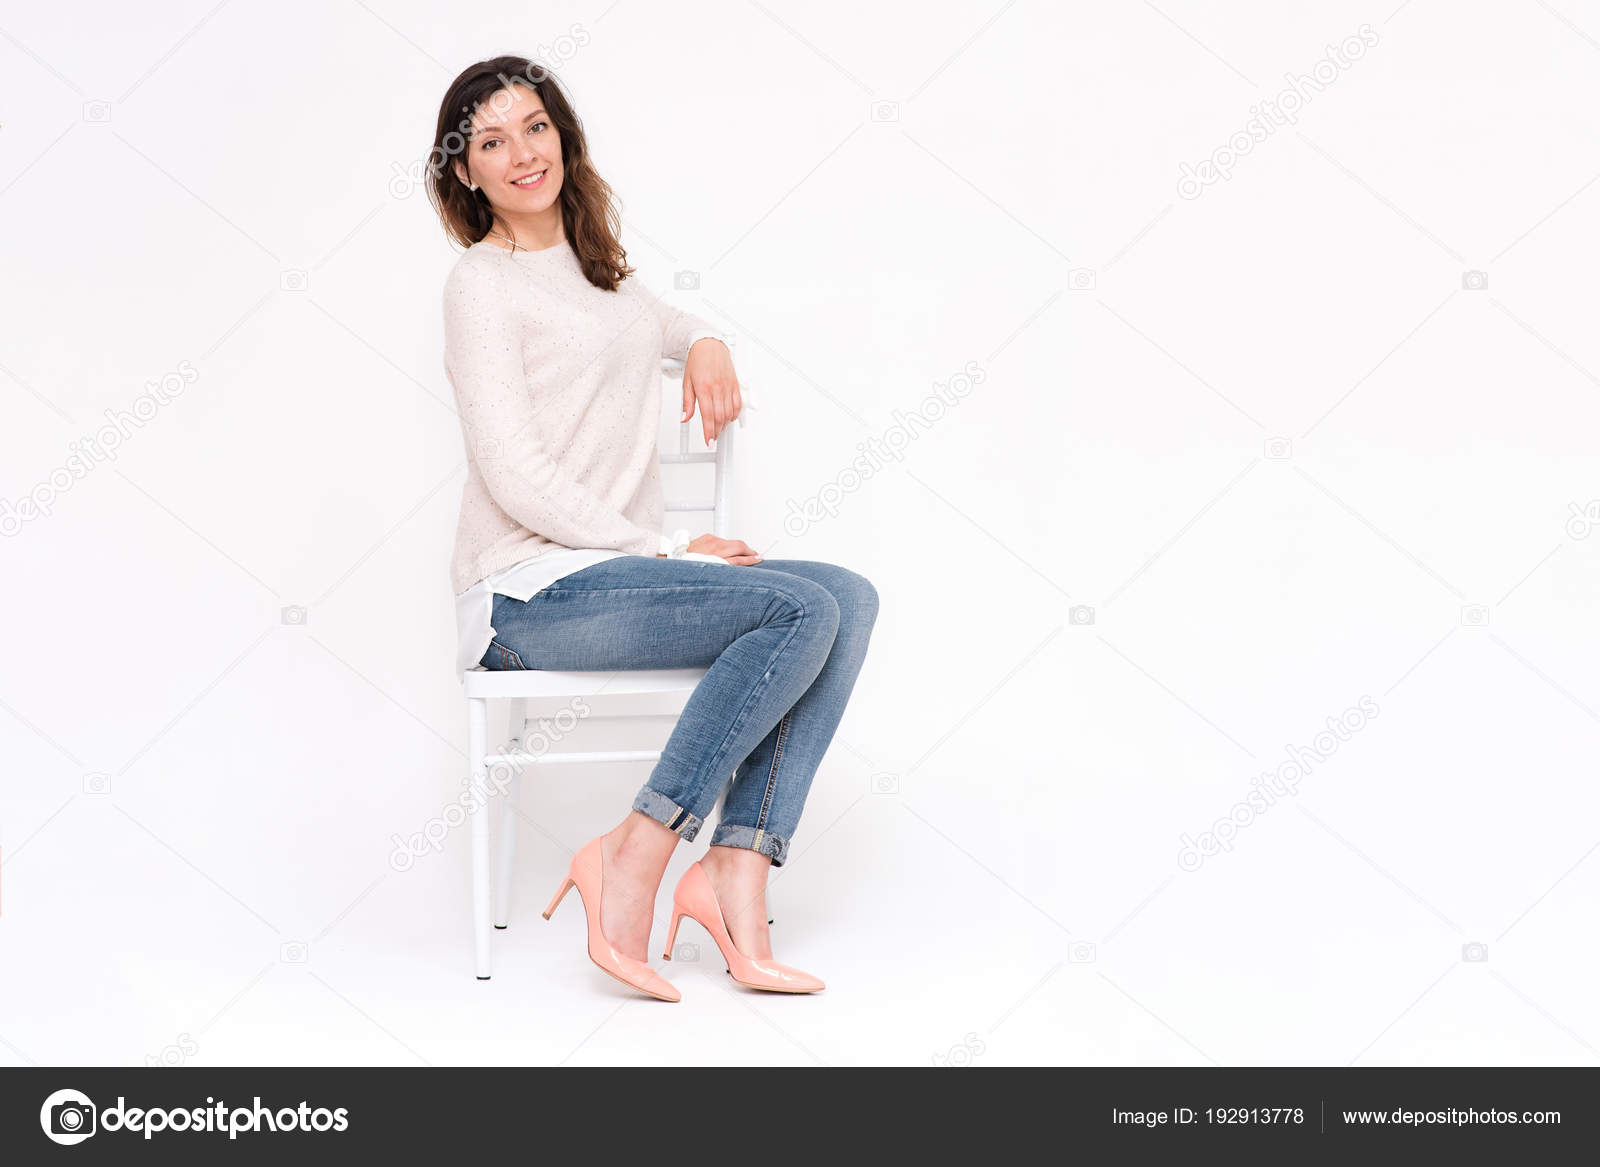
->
<box><xmin>633</xmin><ymin>787</ymin><xmax>703</xmax><ymax>840</ymax></box>
<box><xmin>709</xmin><ymin>822</ymin><xmax>789</xmax><ymax>867</ymax></box>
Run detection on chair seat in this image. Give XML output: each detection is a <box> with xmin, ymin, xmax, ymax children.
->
<box><xmin>461</xmin><ymin>666</ymin><xmax>708</xmax><ymax>699</ymax></box>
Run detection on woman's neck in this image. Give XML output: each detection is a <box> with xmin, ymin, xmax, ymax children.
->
<box><xmin>488</xmin><ymin>210</ymin><xmax>565</xmax><ymax>251</ymax></box>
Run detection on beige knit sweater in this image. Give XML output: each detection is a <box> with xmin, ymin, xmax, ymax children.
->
<box><xmin>442</xmin><ymin>239</ymin><xmax>730</xmax><ymax>595</ymax></box>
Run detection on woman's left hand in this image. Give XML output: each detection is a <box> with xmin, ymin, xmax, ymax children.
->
<box><xmin>681</xmin><ymin>338</ymin><xmax>741</xmax><ymax>446</ymax></box>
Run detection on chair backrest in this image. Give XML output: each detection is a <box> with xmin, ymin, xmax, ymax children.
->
<box><xmin>659</xmin><ymin>357</ymin><xmax>736</xmax><ymax>539</ymax></box>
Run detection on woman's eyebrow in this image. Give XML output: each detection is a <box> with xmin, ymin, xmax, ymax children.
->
<box><xmin>472</xmin><ymin>108</ymin><xmax>548</xmax><ymax>134</ymax></box>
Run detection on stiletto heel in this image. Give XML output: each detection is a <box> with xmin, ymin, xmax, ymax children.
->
<box><xmin>663</xmin><ymin>911</ymin><xmax>684</xmax><ymax>961</ymax></box>
<box><xmin>542</xmin><ymin>877</ymin><xmax>575</xmax><ymax>920</ymax></box>
<box><xmin>545</xmin><ymin>837</ymin><xmax>680</xmax><ymax>1002</ymax></box>
<box><xmin>668</xmin><ymin>861</ymin><xmax>824</xmax><ymax>993</ymax></box>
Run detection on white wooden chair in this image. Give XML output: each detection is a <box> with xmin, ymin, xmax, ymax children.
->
<box><xmin>463</xmin><ymin>357</ymin><xmax>745</xmax><ymax>979</ymax></box>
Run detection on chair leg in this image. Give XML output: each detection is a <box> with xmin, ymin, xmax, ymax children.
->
<box><xmin>493</xmin><ymin>698</ymin><xmax>526</xmax><ymax>929</ymax></box>
<box><xmin>468</xmin><ymin>696</ymin><xmax>492</xmax><ymax>980</ymax></box>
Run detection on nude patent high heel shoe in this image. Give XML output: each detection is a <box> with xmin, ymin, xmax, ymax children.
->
<box><xmin>662</xmin><ymin>860</ymin><xmax>825</xmax><ymax>993</ymax></box>
<box><xmin>542</xmin><ymin>836</ymin><xmax>680</xmax><ymax>1002</ymax></box>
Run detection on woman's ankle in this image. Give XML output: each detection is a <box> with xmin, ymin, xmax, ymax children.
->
<box><xmin>699</xmin><ymin>845</ymin><xmax>774</xmax><ymax>958</ymax></box>
<box><xmin>700</xmin><ymin>841</ymin><xmax>772</xmax><ymax>882</ymax></box>
<box><xmin>607</xmin><ymin>810</ymin><xmax>679</xmax><ymax>860</ymax></box>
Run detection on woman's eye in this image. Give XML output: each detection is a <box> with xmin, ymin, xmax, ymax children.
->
<box><xmin>480</xmin><ymin>122</ymin><xmax>544</xmax><ymax>148</ymax></box>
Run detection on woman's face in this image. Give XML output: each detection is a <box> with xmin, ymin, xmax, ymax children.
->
<box><xmin>458</xmin><ymin>82</ymin><xmax>563</xmax><ymax>213</ymax></box>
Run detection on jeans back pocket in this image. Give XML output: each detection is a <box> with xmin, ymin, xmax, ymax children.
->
<box><xmin>483</xmin><ymin>638</ymin><xmax>526</xmax><ymax>670</ymax></box>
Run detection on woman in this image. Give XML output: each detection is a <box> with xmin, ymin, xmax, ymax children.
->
<box><xmin>428</xmin><ymin>57</ymin><xmax>878</xmax><ymax>1001</ymax></box>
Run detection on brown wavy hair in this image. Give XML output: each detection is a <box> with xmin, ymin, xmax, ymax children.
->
<box><xmin>426</xmin><ymin>56</ymin><xmax>634</xmax><ymax>291</ymax></box>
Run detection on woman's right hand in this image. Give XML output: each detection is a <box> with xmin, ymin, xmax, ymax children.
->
<box><xmin>690</xmin><ymin>534</ymin><xmax>763</xmax><ymax>565</ymax></box>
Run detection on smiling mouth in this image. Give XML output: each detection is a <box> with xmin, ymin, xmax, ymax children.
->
<box><xmin>512</xmin><ymin>169</ymin><xmax>548</xmax><ymax>188</ymax></box>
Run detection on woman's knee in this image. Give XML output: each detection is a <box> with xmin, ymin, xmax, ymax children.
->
<box><xmin>763</xmin><ymin>577</ymin><xmax>841</xmax><ymax>644</ymax></box>
<box><xmin>830</xmin><ymin>567</ymin><xmax>879</xmax><ymax>627</ymax></box>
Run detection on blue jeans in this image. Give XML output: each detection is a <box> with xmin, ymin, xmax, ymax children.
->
<box><xmin>481</xmin><ymin>557</ymin><xmax>879</xmax><ymax>867</ymax></box>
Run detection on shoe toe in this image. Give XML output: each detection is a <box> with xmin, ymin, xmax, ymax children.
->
<box><xmin>752</xmin><ymin>960</ymin><xmax>824</xmax><ymax>993</ymax></box>
<box><xmin>603</xmin><ymin>947</ymin><xmax>682</xmax><ymax>1002</ymax></box>
<box><xmin>780</xmin><ymin>965</ymin><xmax>824</xmax><ymax>993</ymax></box>
<box><xmin>641</xmin><ymin>970</ymin><xmax>681</xmax><ymax>1002</ymax></box>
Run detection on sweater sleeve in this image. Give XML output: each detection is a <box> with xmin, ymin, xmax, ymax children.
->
<box><xmin>634</xmin><ymin>276</ymin><xmax>736</xmax><ymax>361</ymax></box>
<box><xmin>633</xmin><ymin>280</ymin><xmax>754</xmax><ymax>423</ymax></box>
<box><xmin>443</xmin><ymin>260</ymin><xmax>661</xmax><ymax>557</ymax></box>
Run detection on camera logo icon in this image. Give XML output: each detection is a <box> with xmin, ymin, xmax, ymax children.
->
<box><xmin>1069</xmin><ymin>604</ymin><xmax>1095</xmax><ymax>626</ymax></box>
<box><xmin>1068</xmin><ymin>941</ymin><xmax>1097</xmax><ymax>963</ymax></box>
<box><xmin>674</xmin><ymin>270</ymin><xmax>700</xmax><ymax>291</ymax></box>
<box><xmin>1461</xmin><ymin>941</ymin><xmax>1489</xmax><ymax>962</ymax></box>
<box><xmin>281</xmin><ymin>605</ymin><xmax>308</xmax><ymax>626</ymax></box>
<box><xmin>1461</xmin><ymin>270</ymin><xmax>1488</xmax><ymax>291</ymax></box>
<box><xmin>870</xmin><ymin>100</ymin><xmax>900</xmax><ymax>122</ymax></box>
<box><xmin>870</xmin><ymin>771</ymin><xmax>901</xmax><ymax>794</ymax></box>
<box><xmin>1068</xmin><ymin>268</ymin><xmax>1097</xmax><ymax>291</ymax></box>
<box><xmin>1459</xmin><ymin>604</ymin><xmax>1489</xmax><ymax>627</ymax></box>
<box><xmin>82</xmin><ymin>101</ymin><xmax>112</xmax><ymax>123</ymax></box>
<box><xmin>1264</xmin><ymin>437</ymin><xmax>1292</xmax><ymax>460</ymax></box>
<box><xmin>280</xmin><ymin>269</ymin><xmax>308</xmax><ymax>292</ymax></box>
<box><xmin>40</xmin><ymin>1088</ymin><xmax>97</xmax><ymax>1145</ymax></box>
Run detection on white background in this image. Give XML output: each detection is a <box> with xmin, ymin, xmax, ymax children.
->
<box><xmin>2</xmin><ymin>0</ymin><xmax>1598</xmax><ymax>1067</ymax></box>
